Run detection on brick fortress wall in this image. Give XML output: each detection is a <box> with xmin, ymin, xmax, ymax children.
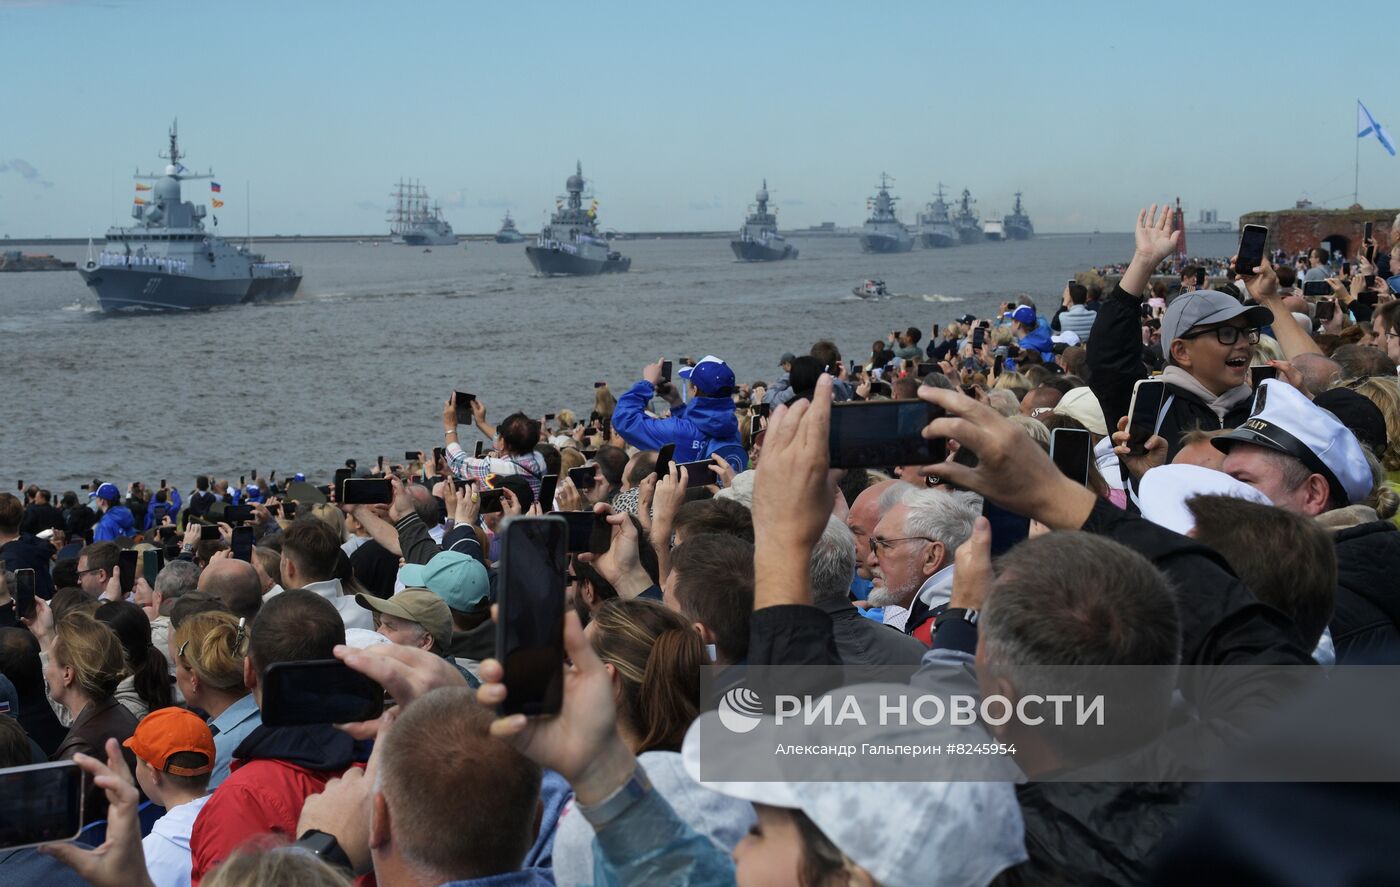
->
<box><xmin>1238</xmin><ymin>207</ymin><xmax>1397</xmax><ymax>258</ymax></box>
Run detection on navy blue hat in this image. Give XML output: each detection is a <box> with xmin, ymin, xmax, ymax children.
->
<box><xmin>678</xmin><ymin>355</ymin><xmax>736</xmax><ymax>397</ymax></box>
<box><xmin>95</xmin><ymin>482</ymin><xmax>121</xmax><ymax>503</ymax></box>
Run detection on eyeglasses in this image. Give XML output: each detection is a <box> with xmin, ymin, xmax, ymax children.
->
<box><xmin>870</xmin><ymin>535</ymin><xmax>936</xmax><ymax>555</ymax></box>
<box><xmin>75</xmin><ymin>567</ymin><xmax>103</xmax><ymax>578</ymax></box>
<box><xmin>1181</xmin><ymin>325</ymin><xmax>1260</xmax><ymax>346</ymax></box>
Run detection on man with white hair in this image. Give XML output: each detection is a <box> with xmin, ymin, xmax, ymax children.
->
<box><xmin>809</xmin><ymin>516</ymin><xmax>928</xmax><ymax>667</ymax></box>
<box><xmin>868</xmin><ymin>486</ymin><xmax>978</xmax><ymax>644</ymax></box>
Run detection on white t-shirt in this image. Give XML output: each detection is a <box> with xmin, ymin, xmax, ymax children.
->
<box><xmin>143</xmin><ymin>794</ymin><xmax>211</xmax><ymax>887</ymax></box>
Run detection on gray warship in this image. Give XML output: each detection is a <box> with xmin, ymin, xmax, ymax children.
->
<box><xmin>77</xmin><ymin>123</ymin><xmax>301</xmax><ymax>312</ymax></box>
<box><xmin>730</xmin><ymin>180</ymin><xmax>797</xmax><ymax>261</ymax></box>
<box><xmin>1003</xmin><ymin>192</ymin><xmax>1034</xmax><ymax>240</ymax></box>
<box><xmin>859</xmin><ymin>173</ymin><xmax>913</xmax><ymax>253</ymax></box>
<box><xmin>525</xmin><ymin>163</ymin><xmax>630</xmax><ymax>275</ymax></box>
<box><xmin>916</xmin><ymin>183</ymin><xmax>958</xmax><ymax>248</ymax></box>
<box><xmin>953</xmin><ymin>189</ymin><xmax>982</xmax><ymax>244</ymax></box>
<box><xmin>494</xmin><ymin>211</ymin><xmax>525</xmax><ymax>244</ymax></box>
<box><xmin>388</xmin><ymin>180</ymin><xmax>456</xmax><ymax>245</ymax></box>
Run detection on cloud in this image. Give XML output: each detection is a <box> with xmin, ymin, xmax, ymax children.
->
<box><xmin>1</xmin><ymin>158</ymin><xmax>53</xmax><ymax>188</ymax></box>
<box><xmin>688</xmin><ymin>197</ymin><xmax>724</xmax><ymax>211</ymax></box>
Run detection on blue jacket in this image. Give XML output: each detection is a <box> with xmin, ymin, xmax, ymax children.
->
<box><xmin>142</xmin><ymin>488</ymin><xmax>182</xmax><ymax>531</ymax></box>
<box><xmin>92</xmin><ymin>505</ymin><xmax>137</xmax><ymax>542</ymax></box>
<box><xmin>612</xmin><ymin>381</ymin><xmax>744</xmax><ymax>467</ymax></box>
<box><xmin>1018</xmin><ymin>326</ymin><xmax>1055</xmax><ymax>362</ymax></box>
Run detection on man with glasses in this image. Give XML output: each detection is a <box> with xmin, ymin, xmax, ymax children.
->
<box><xmin>1089</xmin><ymin>204</ymin><xmax>1274</xmax><ymax>464</ymax></box>
<box><xmin>867</xmin><ymin>486</ymin><xmax>978</xmax><ymax>644</ymax></box>
<box><xmin>76</xmin><ymin>541</ymin><xmax>120</xmax><ymax>599</ymax></box>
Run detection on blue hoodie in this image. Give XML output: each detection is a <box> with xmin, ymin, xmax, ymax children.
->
<box><xmin>612</xmin><ymin>381</ymin><xmax>745</xmax><ymax>468</ymax></box>
<box><xmin>93</xmin><ymin>504</ymin><xmax>137</xmax><ymax>542</ymax></box>
<box><xmin>1018</xmin><ymin>325</ymin><xmax>1055</xmax><ymax>362</ymax></box>
<box><xmin>142</xmin><ymin>488</ymin><xmax>183</xmax><ymax>531</ymax></box>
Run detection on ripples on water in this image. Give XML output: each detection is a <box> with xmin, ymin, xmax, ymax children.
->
<box><xmin>2</xmin><ymin>232</ymin><xmax>1239</xmax><ymax>486</ymax></box>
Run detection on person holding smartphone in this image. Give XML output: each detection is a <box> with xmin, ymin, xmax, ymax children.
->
<box><xmin>442</xmin><ymin>394</ymin><xmax>548</xmax><ymax>500</ymax></box>
<box><xmin>610</xmin><ymin>356</ymin><xmax>748</xmax><ymax>475</ymax></box>
<box><xmin>0</xmin><ymin>493</ymin><xmax>57</xmax><ymax>604</ymax></box>
<box><xmin>90</xmin><ymin>483</ymin><xmax>137</xmax><ymax>542</ymax></box>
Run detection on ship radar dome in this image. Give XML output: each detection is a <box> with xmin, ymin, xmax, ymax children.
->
<box><xmin>165</xmin><ymin>164</ymin><xmax>178</xmax><ymax>176</ymax></box>
<box><xmin>756</xmin><ymin>186</ymin><xmax>769</xmax><ymax>203</ymax></box>
<box><xmin>566</xmin><ymin>161</ymin><xmax>585</xmax><ymax>193</ymax></box>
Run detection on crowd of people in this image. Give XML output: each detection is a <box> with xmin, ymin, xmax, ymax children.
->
<box><xmin>0</xmin><ymin>205</ymin><xmax>1398</xmax><ymax>886</ymax></box>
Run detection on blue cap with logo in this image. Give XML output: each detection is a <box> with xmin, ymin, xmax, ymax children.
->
<box><xmin>398</xmin><ymin>550</ymin><xmax>491</xmax><ymax>613</ymax></box>
<box><xmin>678</xmin><ymin>355</ymin><xmax>736</xmax><ymax>397</ymax></box>
<box><xmin>95</xmin><ymin>483</ymin><xmax>121</xmax><ymax>503</ymax></box>
<box><xmin>1009</xmin><ymin>305</ymin><xmax>1037</xmax><ymax>326</ymax></box>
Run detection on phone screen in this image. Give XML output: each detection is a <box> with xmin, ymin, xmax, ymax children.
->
<box><xmin>118</xmin><ymin>549</ymin><xmax>138</xmax><ymax>597</ymax></box>
<box><xmin>478</xmin><ymin>489</ymin><xmax>506</xmax><ymax>514</ymax></box>
<box><xmin>828</xmin><ymin>400</ymin><xmax>947</xmax><ymax>469</ymax></box>
<box><xmin>454</xmin><ymin>391</ymin><xmax>476</xmax><ymax>423</ymax></box>
<box><xmin>1126</xmin><ymin>380</ymin><xmax>1167</xmax><ymax>455</ymax></box>
<box><xmin>567</xmin><ymin>465</ymin><xmax>596</xmax><ymax>492</ymax></box>
<box><xmin>224</xmin><ymin>504</ymin><xmax>254</xmax><ymax>524</ymax></box>
<box><xmin>749</xmin><ymin>415</ymin><xmax>762</xmax><ymax>440</ymax></box>
<box><xmin>1237</xmin><ymin>225</ymin><xmax>1268</xmax><ymax>276</ymax></box>
<box><xmin>0</xmin><ymin>761</ymin><xmax>85</xmax><ymax>851</ymax></box>
<box><xmin>552</xmin><ymin>511</ymin><xmax>610</xmax><ymax>554</ymax></box>
<box><xmin>660</xmin><ymin>360</ymin><xmax>673</xmax><ymax>383</ymax></box>
<box><xmin>282</xmin><ymin>501</ymin><xmax>298</xmax><ymax>519</ymax></box>
<box><xmin>1250</xmin><ymin>365</ymin><xmax>1278</xmax><ymax>388</ymax></box>
<box><xmin>1315</xmin><ymin>300</ymin><xmax>1336</xmax><ymax>322</ymax></box>
<box><xmin>260</xmin><ymin>660</ymin><xmax>384</xmax><ymax>727</ymax></box>
<box><xmin>972</xmin><ymin>327</ymin><xmax>985</xmax><ymax>349</ymax></box>
<box><xmin>1050</xmin><ymin>428</ymin><xmax>1093</xmax><ymax>485</ymax></box>
<box><xmin>433</xmin><ymin>446</ymin><xmax>446</xmax><ymax>466</ymax></box>
<box><xmin>474</xmin><ymin>440</ymin><xmax>485</xmax><ymax>459</ymax></box>
<box><xmin>1302</xmin><ymin>281</ymin><xmax>1332</xmax><ymax>297</ymax></box>
<box><xmin>13</xmin><ymin>569</ymin><xmax>35</xmax><ymax>622</ymax></box>
<box><xmin>231</xmin><ymin>526</ymin><xmax>256</xmax><ymax>562</ymax></box>
<box><xmin>341</xmin><ymin>478</ymin><xmax>393</xmax><ymax>505</ymax></box>
<box><xmin>141</xmin><ymin>549</ymin><xmax>164</xmax><ymax>587</ymax></box>
<box><xmin>538</xmin><ymin>475</ymin><xmax>559</xmax><ymax>511</ymax></box>
<box><xmin>655</xmin><ymin>444</ymin><xmax>676</xmax><ymax>479</ymax></box>
<box><xmin>496</xmin><ymin>517</ymin><xmax>567</xmax><ymax>716</ymax></box>
<box><xmin>674</xmin><ymin>459</ymin><xmax>717</xmax><ymax>488</ymax></box>
<box><xmin>200</xmin><ymin>523</ymin><xmax>222</xmax><ymax>541</ymax></box>
<box><xmin>404</xmin><ymin>450</ymin><xmax>419</xmax><ymax>462</ymax></box>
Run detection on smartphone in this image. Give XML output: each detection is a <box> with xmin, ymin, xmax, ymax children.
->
<box><xmin>567</xmin><ymin>465</ymin><xmax>596</xmax><ymax>491</ymax></box>
<box><xmin>118</xmin><ymin>549</ymin><xmax>138</xmax><ymax>597</ymax></box>
<box><xmin>1250</xmin><ymin>365</ymin><xmax>1278</xmax><ymax>387</ymax></box>
<box><xmin>916</xmin><ymin>362</ymin><xmax>939</xmax><ymax>378</ymax></box>
<box><xmin>655</xmin><ymin>444</ymin><xmax>676</xmax><ymax>479</ymax></box>
<box><xmin>1364</xmin><ymin>221</ymin><xmax>1375</xmax><ymax>260</ymax></box>
<box><xmin>282</xmin><ymin>501</ymin><xmax>298</xmax><ymax>519</ymax></box>
<box><xmin>538</xmin><ymin>474</ymin><xmax>559</xmax><ymax>511</ymax></box>
<box><xmin>341</xmin><ymin>478</ymin><xmax>393</xmax><ymax>505</ymax></box>
<box><xmin>230</xmin><ymin>526</ymin><xmax>255</xmax><ymax>562</ymax></box>
<box><xmin>594</xmin><ymin>381</ymin><xmax>606</xmax><ymax>388</ymax></box>
<box><xmin>200</xmin><ymin>523</ymin><xmax>222</xmax><ymax>541</ymax></box>
<box><xmin>749</xmin><ymin>414</ymin><xmax>762</xmax><ymax>440</ymax></box>
<box><xmin>495</xmin><ymin>517</ymin><xmax>568</xmax><ymax>716</ymax></box>
<box><xmin>660</xmin><ymin>360</ymin><xmax>672</xmax><ymax>383</ymax></box>
<box><xmin>160</xmin><ymin>478</ymin><xmax>167</xmax><ymax>489</ymax></box>
<box><xmin>1315</xmin><ymin>300</ymin><xmax>1336</xmax><ymax>323</ymax></box>
<box><xmin>478</xmin><ymin>488</ymin><xmax>506</xmax><ymax>514</ymax></box>
<box><xmin>972</xmin><ymin>327</ymin><xmax>985</xmax><ymax>349</ymax></box>
<box><xmin>141</xmin><ymin>549</ymin><xmax>164</xmax><ymax>587</ymax></box>
<box><xmin>404</xmin><ymin>451</ymin><xmax>419</xmax><ymax>462</ymax></box>
<box><xmin>755</xmin><ymin>402</ymin><xmax>771</xmax><ymax>418</ymax></box>
<box><xmin>544</xmin><ymin>413</ymin><xmax>556</xmax><ymax>421</ymax></box>
<box><xmin>932</xmin><ymin>323</ymin><xmax>940</xmax><ymax>338</ymax></box>
<box><xmin>433</xmin><ymin>446</ymin><xmax>446</xmax><ymax>466</ymax></box>
<box><xmin>474</xmin><ymin>440</ymin><xmax>485</xmax><ymax>459</ymax></box>
<box><xmin>260</xmin><ymin>660</ymin><xmax>384</xmax><ymax>727</ymax></box>
<box><xmin>1343</xmin><ymin>261</ymin><xmax>1352</xmax><ymax>277</ymax></box>
<box><xmin>1236</xmin><ymin>224</ymin><xmax>1268</xmax><ymax>276</ymax></box>
<box><xmin>552</xmin><ymin>511</ymin><xmax>610</xmax><ymax>554</ymax></box>
<box><xmin>601</xmin><ymin>416</ymin><xmax>611</xmax><ymax>438</ymax></box>
<box><xmin>224</xmin><ymin>504</ymin><xmax>254</xmax><ymax>524</ymax></box>
<box><xmin>1126</xmin><ymin>379</ymin><xmax>1168</xmax><ymax>456</ymax></box>
<box><xmin>454</xmin><ymin>391</ymin><xmax>476</xmax><ymax>423</ymax></box>
<box><xmin>158</xmin><ymin>525</ymin><xmax>178</xmax><ymax>542</ymax></box>
<box><xmin>1049</xmin><ymin>427</ymin><xmax>1093</xmax><ymax>486</ymax></box>
<box><xmin>674</xmin><ymin>459</ymin><xmax>717</xmax><ymax>488</ymax></box>
<box><xmin>0</xmin><ymin>761</ymin><xmax>85</xmax><ymax>851</ymax></box>
<box><xmin>239</xmin><ymin>475</ymin><xmax>245</xmax><ymax>489</ymax></box>
<box><xmin>828</xmin><ymin>400</ymin><xmax>947</xmax><ymax>469</ymax></box>
<box><xmin>376</xmin><ymin>455</ymin><xmax>384</xmax><ymax>474</ymax></box>
<box><xmin>333</xmin><ymin>468</ymin><xmax>353</xmax><ymax>503</ymax></box>
<box><xmin>13</xmin><ymin>569</ymin><xmax>35</xmax><ymax>622</ymax></box>
<box><xmin>993</xmin><ymin>356</ymin><xmax>1004</xmax><ymax>376</ymax></box>
<box><xmin>1302</xmin><ymin>280</ymin><xmax>1332</xmax><ymax>297</ymax></box>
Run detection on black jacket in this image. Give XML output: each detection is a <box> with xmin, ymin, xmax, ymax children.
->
<box><xmin>1330</xmin><ymin>520</ymin><xmax>1400</xmax><ymax>662</ymax></box>
<box><xmin>817</xmin><ymin>597</ymin><xmax>927</xmax><ymax>668</ymax></box>
<box><xmin>0</xmin><ymin>534</ymin><xmax>55</xmax><ymax>601</ymax></box>
<box><xmin>19</xmin><ymin>504</ymin><xmax>64</xmax><ymax>536</ymax></box>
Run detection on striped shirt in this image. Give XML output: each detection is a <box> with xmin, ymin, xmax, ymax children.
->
<box><xmin>445</xmin><ymin>441</ymin><xmax>546</xmax><ymax>497</ymax></box>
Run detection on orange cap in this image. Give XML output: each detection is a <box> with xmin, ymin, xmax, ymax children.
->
<box><xmin>123</xmin><ymin>707</ymin><xmax>216</xmax><ymax>776</ymax></box>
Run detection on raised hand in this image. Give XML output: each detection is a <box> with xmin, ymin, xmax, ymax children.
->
<box><xmin>1134</xmin><ymin>203</ymin><xmax>1180</xmax><ymax>265</ymax></box>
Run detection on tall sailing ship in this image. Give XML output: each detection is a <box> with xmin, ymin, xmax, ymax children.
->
<box><xmin>1002</xmin><ymin>192</ymin><xmax>1035</xmax><ymax>240</ymax></box>
<box><xmin>525</xmin><ymin>162</ymin><xmax>630</xmax><ymax>275</ymax></box>
<box><xmin>77</xmin><ymin>122</ymin><xmax>300</xmax><ymax>312</ymax></box>
<box><xmin>730</xmin><ymin>180</ymin><xmax>797</xmax><ymax>261</ymax></box>
<box><xmin>916</xmin><ymin>183</ymin><xmax>957</xmax><ymax>248</ymax></box>
<box><xmin>953</xmin><ymin>189</ymin><xmax>982</xmax><ymax>244</ymax></box>
<box><xmin>387</xmin><ymin>179</ymin><xmax>456</xmax><ymax>246</ymax></box>
<box><xmin>859</xmin><ymin>173</ymin><xmax>913</xmax><ymax>253</ymax></box>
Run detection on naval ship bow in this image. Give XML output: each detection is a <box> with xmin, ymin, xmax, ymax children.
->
<box><xmin>78</xmin><ymin>122</ymin><xmax>300</xmax><ymax>312</ymax></box>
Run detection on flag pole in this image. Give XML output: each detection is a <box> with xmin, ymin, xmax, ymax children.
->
<box><xmin>1355</xmin><ymin>117</ymin><xmax>1360</xmax><ymax>206</ymax></box>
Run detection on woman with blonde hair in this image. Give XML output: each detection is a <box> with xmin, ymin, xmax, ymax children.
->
<box><xmin>45</xmin><ymin>613</ymin><xmax>136</xmax><ymax>822</ymax></box>
<box><xmin>591</xmin><ymin>383</ymin><xmax>617</xmax><ymax>423</ymax></box>
<box><xmin>203</xmin><ymin>845</ymin><xmax>350</xmax><ymax>887</ymax></box>
<box><xmin>172</xmin><ymin>610</ymin><xmax>259</xmax><ymax>787</ymax></box>
<box><xmin>551</xmin><ymin>598</ymin><xmax>754</xmax><ymax>887</ymax></box>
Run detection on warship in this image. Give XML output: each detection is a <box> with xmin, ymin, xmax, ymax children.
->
<box><xmin>388</xmin><ymin>180</ymin><xmax>456</xmax><ymax>246</ymax></box>
<box><xmin>953</xmin><ymin>189</ymin><xmax>982</xmax><ymax>244</ymax></box>
<box><xmin>982</xmin><ymin>214</ymin><xmax>1005</xmax><ymax>242</ymax></box>
<box><xmin>859</xmin><ymin>173</ymin><xmax>913</xmax><ymax>253</ymax></box>
<box><xmin>494</xmin><ymin>211</ymin><xmax>526</xmax><ymax>244</ymax></box>
<box><xmin>77</xmin><ymin>123</ymin><xmax>300</xmax><ymax>312</ymax></box>
<box><xmin>730</xmin><ymin>180</ymin><xmax>797</xmax><ymax>261</ymax></box>
<box><xmin>916</xmin><ymin>183</ymin><xmax>957</xmax><ymax>248</ymax></box>
<box><xmin>1003</xmin><ymin>192</ymin><xmax>1035</xmax><ymax>240</ymax></box>
<box><xmin>525</xmin><ymin>162</ymin><xmax>630</xmax><ymax>276</ymax></box>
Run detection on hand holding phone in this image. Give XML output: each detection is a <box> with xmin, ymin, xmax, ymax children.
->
<box><xmin>1236</xmin><ymin>225</ymin><xmax>1268</xmax><ymax>277</ymax></box>
<box><xmin>495</xmin><ymin>517</ymin><xmax>567</xmax><ymax>716</ymax></box>
<box><xmin>655</xmin><ymin>444</ymin><xmax>676</xmax><ymax>479</ymax></box>
<box><xmin>0</xmin><ymin>761</ymin><xmax>85</xmax><ymax>850</ymax></box>
<box><xmin>1125</xmin><ymin>379</ymin><xmax>1167</xmax><ymax>456</ymax></box>
<box><xmin>1049</xmin><ymin>427</ymin><xmax>1093</xmax><ymax>486</ymax></box>
<box><xmin>454</xmin><ymin>390</ymin><xmax>476</xmax><ymax>424</ymax></box>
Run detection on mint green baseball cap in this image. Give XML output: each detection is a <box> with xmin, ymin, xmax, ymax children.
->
<box><xmin>399</xmin><ymin>551</ymin><xmax>490</xmax><ymax>614</ymax></box>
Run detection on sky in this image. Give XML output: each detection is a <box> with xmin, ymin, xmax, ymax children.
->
<box><xmin>3</xmin><ymin>0</ymin><xmax>1398</xmax><ymax>237</ymax></box>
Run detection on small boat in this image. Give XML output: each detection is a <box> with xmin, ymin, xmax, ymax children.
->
<box><xmin>423</xmin><ymin>248</ymin><xmax>432</xmax><ymax>253</ymax></box>
<box><xmin>853</xmin><ymin>279</ymin><xmax>889</xmax><ymax>299</ymax></box>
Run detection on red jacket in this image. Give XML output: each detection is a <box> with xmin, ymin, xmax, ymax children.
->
<box><xmin>190</xmin><ymin>723</ymin><xmax>357</xmax><ymax>884</ymax></box>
